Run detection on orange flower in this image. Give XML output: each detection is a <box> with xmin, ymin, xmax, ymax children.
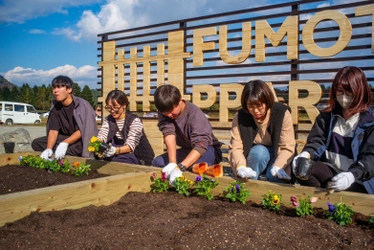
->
<box><xmin>73</xmin><ymin>162</ymin><xmax>81</xmax><ymax>168</ymax></box>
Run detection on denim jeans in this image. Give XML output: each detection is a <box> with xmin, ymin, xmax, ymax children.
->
<box><xmin>246</xmin><ymin>144</ymin><xmax>284</xmax><ymax>183</ymax></box>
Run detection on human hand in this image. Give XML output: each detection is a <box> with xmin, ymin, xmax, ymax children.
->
<box><xmin>162</xmin><ymin>163</ymin><xmax>178</xmax><ymax>178</ymax></box>
<box><xmin>327</xmin><ymin>172</ymin><xmax>355</xmax><ymax>191</ymax></box>
<box><xmin>169</xmin><ymin>167</ymin><xmax>183</xmax><ymax>186</ymax></box>
<box><xmin>270</xmin><ymin>166</ymin><xmax>291</xmax><ymax>180</ymax></box>
<box><xmin>55</xmin><ymin>142</ymin><xmax>68</xmax><ymax>159</ymax></box>
<box><xmin>292</xmin><ymin>151</ymin><xmax>310</xmax><ymax>172</ymax></box>
<box><xmin>236</xmin><ymin>166</ymin><xmax>257</xmax><ymax>179</ymax></box>
<box><xmin>40</xmin><ymin>148</ymin><xmax>53</xmax><ymax>160</ymax></box>
<box><xmin>103</xmin><ymin>146</ymin><xmax>116</xmax><ymax>158</ymax></box>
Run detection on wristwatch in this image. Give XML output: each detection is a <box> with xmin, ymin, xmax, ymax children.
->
<box><xmin>177</xmin><ymin>163</ymin><xmax>187</xmax><ymax>172</ymax></box>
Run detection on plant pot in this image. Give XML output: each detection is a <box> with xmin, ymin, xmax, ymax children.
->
<box><xmin>4</xmin><ymin>142</ymin><xmax>15</xmax><ymax>153</ymax></box>
<box><xmin>98</xmin><ymin>142</ymin><xmax>110</xmax><ymax>153</ymax></box>
<box><xmin>206</xmin><ymin>164</ymin><xmax>223</xmax><ymax>178</ymax></box>
<box><xmin>295</xmin><ymin>157</ymin><xmax>314</xmax><ymax>180</ymax></box>
<box><xmin>192</xmin><ymin>162</ymin><xmax>208</xmax><ymax>175</ymax></box>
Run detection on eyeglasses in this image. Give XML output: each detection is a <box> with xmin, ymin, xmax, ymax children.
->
<box><xmin>105</xmin><ymin>106</ymin><xmax>122</xmax><ymax>112</ymax></box>
<box><xmin>336</xmin><ymin>88</ymin><xmax>353</xmax><ymax>97</ymax></box>
<box><xmin>247</xmin><ymin>104</ymin><xmax>266</xmax><ymax>111</ymax></box>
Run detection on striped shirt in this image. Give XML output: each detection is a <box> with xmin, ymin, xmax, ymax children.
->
<box><xmin>325</xmin><ymin>113</ymin><xmax>359</xmax><ymax>172</ymax></box>
<box><xmin>97</xmin><ymin>116</ymin><xmax>143</xmax><ymax>151</ymax></box>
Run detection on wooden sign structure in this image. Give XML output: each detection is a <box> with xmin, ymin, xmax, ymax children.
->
<box><xmin>98</xmin><ymin>1</ymin><xmax>374</xmax><ymax>126</ymax></box>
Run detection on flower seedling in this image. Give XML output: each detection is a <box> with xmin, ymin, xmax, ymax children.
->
<box><xmin>193</xmin><ymin>175</ymin><xmax>218</xmax><ymax>200</ymax></box>
<box><xmin>174</xmin><ymin>175</ymin><xmax>194</xmax><ymax>196</ymax></box>
<box><xmin>290</xmin><ymin>195</ymin><xmax>315</xmax><ymax>216</ymax></box>
<box><xmin>150</xmin><ymin>172</ymin><xmax>169</xmax><ymax>193</ymax></box>
<box><xmin>224</xmin><ymin>181</ymin><xmax>251</xmax><ymax>204</ymax></box>
<box><xmin>71</xmin><ymin>162</ymin><xmax>91</xmax><ymax>176</ymax></box>
<box><xmin>324</xmin><ymin>196</ymin><xmax>354</xmax><ymax>226</ymax></box>
<box><xmin>18</xmin><ymin>155</ymin><xmax>91</xmax><ymax>176</ymax></box>
<box><xmin>87</xmin><ymin>136</ymin><xmax>109</xmax><ymax>158</ymax></box>
<box><xmin>262</xmin><ymin>190</ymin><xmax>282</xmax><ymax>212</ymax></box>
<box><xmin>369</xmin><ymin>213</ymin><xmax>374</xmax><ymax>224</ymax></box>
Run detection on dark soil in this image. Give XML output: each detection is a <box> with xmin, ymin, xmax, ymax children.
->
<box><xmin>0</xmin><ymin>165</ymin><xmax>108</xmax><ymax>195</ymax></box>
<box><xmin>0</xmin><ymin>165</ymin><xmax>373</xmax><ymax>250</ymax></box>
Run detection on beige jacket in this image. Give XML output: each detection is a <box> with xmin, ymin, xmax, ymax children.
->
<box><xmin>229</xmin><ymin>109</ymin><xmax>295</xmax><ymax>171</ymax></box>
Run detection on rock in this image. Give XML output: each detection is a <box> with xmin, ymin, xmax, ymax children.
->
<box><xmin>0</xmin><ymin>128</ymin><xmax>33</xmax><ymax>154</ymax></box>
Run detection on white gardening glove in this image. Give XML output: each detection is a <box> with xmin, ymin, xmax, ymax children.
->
<box><xmin>40</xmin><ymin>148</ymin><xmax>53</xmax><ymax>160</ymax></box>
<box><xmin>169</xmin><ymin>167</ymin><xmax>183</xmax><ymax>186</ymax></box>
<box><xmin>103</xmin><ymin>146</ymin><xmax>116</xmax><ymax>158</ymax></box>
<box><xmin>270</xmin><ymin>166</ymin><xmax>291</xmax><ymax>180</ymax></box>
<box><xmin>292</xmin><ymin>151</ymin><xmax>310</xmax><ymax>172</ymax></box>
<box><xmin>162</xmin><ymin>163</ymin><xmax>178</xmax><ymax>178</ymax></box>
<box><xmin>55</xmin><ymin>142</ymin><xmax>68</xmax><ymax>159</ymax></box>
<box><xmin>237</xmin><ymin>166</ymin><xmax>257</xmax><ymax>179</ymax></box>
<box><xmin>327</xmin><ymin>172</ymin><xmax>355</xmax><ymax>191</ymax></box>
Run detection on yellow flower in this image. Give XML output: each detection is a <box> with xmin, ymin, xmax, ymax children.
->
<box><xmin>273</xmin><ymin>195</ymin><xmax>280</xmax><ymax>205</ymax></box>
<box><xmin>90</xmin><ymin>136</ymin><xmax>99</xmax><ymax>143</ymax></box>
<box><xmin>88</xmin><ymin>146</ymin><xmax>96</xmax><ymax>152</ymax></box>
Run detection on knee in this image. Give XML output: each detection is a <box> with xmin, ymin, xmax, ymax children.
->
<box><xmin>151</xmin><ymin>155</ymin><xmax>166</xmax><ymax>168</ymax></box>
<box><xmin>248</xmin><ymin>145</ymin><xmax>270</xmax><ymax>161</ymax></box>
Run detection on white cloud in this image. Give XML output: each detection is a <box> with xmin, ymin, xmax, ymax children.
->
<box><xmin>4</xmin><ymin>65</ymin><xmax>97</xmax><ymax>88</ymax></box>
<box><xmin>56</xmin><ymin>0</ymin><xmax>266</xmax><ymax>41</ymax></box>
<box><xmin>0</xmin><ymin>0</ymin><xmax>103</xmax><ymax>24</ymax></box>
<box><xmin>28</xmin><ymin>29</ymin><xmax>46</xmax><ymax>34</ymax></box>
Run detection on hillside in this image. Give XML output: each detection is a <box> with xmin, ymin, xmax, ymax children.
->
<box><xmin>0</xmin><ymin>75</ymin><xmax>17</xmax><ymax>89</ymax></box>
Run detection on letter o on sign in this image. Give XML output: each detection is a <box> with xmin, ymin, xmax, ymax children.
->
<box><xmin>302</xmin><ymin>10</ymin><xmax>352</xmax><ymax>57</ymax></box>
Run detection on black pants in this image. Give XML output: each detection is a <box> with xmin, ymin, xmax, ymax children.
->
<box><xmin>31</xmin><ymin>135</ymin><xmax>83</xmax><ymax>157</ymax></box>
<box><xmin>299</xmin><ymin>161</ymin><xmax>367</xmax><ymax>193</ymax></box>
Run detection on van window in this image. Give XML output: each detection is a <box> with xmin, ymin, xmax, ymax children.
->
<box><xmin>15</xmin><ymin>104</ymin><xmax>25</xmax><ymax>112</ymax></box>
<box><xmin>0</xmin><ymin>103</ymin><xmax>2</xmax><ymax>111</ymax></box>
<box><xmin>5</xmin><ymin>104</ymin><xmax>13</xmax><ymax>111</ymax></box>
<box><xmin>27</xmin><ymin>105</ymin><xmax>36</xmax><ymax>113</ymax></box>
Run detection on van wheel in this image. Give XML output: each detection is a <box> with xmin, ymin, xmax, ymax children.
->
<box><xmin>5</xmin><ymin>119</ymin><xmax>13</xmax><ymax>126</ymax></box>
<box><xmin>34</xmin><ymin>120</ymin><xmax>41</xmax><ymax>124</ymax></box>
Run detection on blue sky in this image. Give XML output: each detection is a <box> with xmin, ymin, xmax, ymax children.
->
<box><xmin>0</xmin><ymin>0</ymin><xmax>355</xmax><ymax>89</ymax></box>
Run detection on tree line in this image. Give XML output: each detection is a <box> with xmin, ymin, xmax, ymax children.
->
<box><xmin>0</xmin><ymin>83</ymin><xmax>99</xmax><ymax>112</ymax></box>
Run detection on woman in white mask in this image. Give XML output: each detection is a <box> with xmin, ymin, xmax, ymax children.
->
<box><xmin>293</xmin><ymin>66</ymin><xmax>374</xmax><ymax>194</ymax></box>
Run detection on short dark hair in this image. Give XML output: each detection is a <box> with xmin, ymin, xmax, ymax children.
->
<box><xmin>154</xmin><ymin>85</ymin><xmax>181</xmax><ymax>113</ymax></box>
<box><xmin>105</xmin><ymin>90</ymin><xmax>129</xmax><ymax>108</ymax></box>
<box><xmin>327</xmin><ymin>66</ymin><xmax>372</xmax><ymax>116</ymax></box>
<box><xmin>51</xmin><ymin>75</ymin><xmax>73</xmax><ymax>89</ymax></box>
<box><xmin>241</xmin><ymin>79</ymin><xmax>274</xmax><ymax>113</ymax></box>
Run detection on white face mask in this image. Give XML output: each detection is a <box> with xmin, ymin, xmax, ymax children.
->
<box><xmin>336</xmin><ymin>94</ymin><xmax>353</xmax><ymax>110</ymax></box>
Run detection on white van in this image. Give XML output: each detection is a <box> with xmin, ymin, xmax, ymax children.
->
<box><xmin>0</xmin><ymin>101</ymin><xmax>41</xmax><ymax>125</ymax></box>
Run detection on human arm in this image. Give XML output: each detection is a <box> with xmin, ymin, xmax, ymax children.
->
<box><xmin>302</xmin><ymin>112</ymin><xmax>330</xmax><ymax>160</ymax></box>
<box><xmin>272</xmin><ymin>110</ymin><xmax>295</xmax><ymax>169</ymax></box>
<box><xmin>228</xmin><ymin>113</ymin><xmax>248</xmax><ymax>173</ymax></box>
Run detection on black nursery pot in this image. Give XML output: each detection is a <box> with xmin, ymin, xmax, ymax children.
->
<box><xmin>295</xmin><ymin>157</ymin><xmax>315</xmax><ymax>180</ymax></box>
<box><xmin>4</xmin><ymin>142</ymin><xmax>15</xmax><ymax>153</ymax></box>
<box><xmin>98</xmin><ymin>142</ymin><xmax>110</xmax><ymax>153</ymax></box>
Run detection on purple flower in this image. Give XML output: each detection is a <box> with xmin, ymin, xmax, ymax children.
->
<box><xmin>290</xmin><ymin>196</ymin><xmax>297</xmax><ymax>202</ymax></box>
<box><xmin>327</xmin><ymin>202</ymin><xmax>335</xmax><ymax>214</ymax></box>
<box><xmin>18</xmin><ymin>156</ymin><xmax>23</xmax><ymax>162</ymax></box>
<box><xmin>152</xmin><ymin>173</ymin><xmax>157</xmax><ymax>179</ymax></box>
<box><xmin>195</xmin><ymin>176</ymin><xmax>202</xmax><ymax>182</ymax></box>
<box><xmin>235</xmin><ymin>184</ymin><xmax>240</xmax><ymax>194</ymax></box>
<box><xmin>58</xmin><ymin>159</ymin><xmax>64</xmax><ymax>166</ymax></box>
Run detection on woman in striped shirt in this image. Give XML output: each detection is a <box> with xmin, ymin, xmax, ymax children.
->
<box><xmin>97</xmin><ymin>90</ymin><xmax>154</xmax><ymax>165</ymax></box>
